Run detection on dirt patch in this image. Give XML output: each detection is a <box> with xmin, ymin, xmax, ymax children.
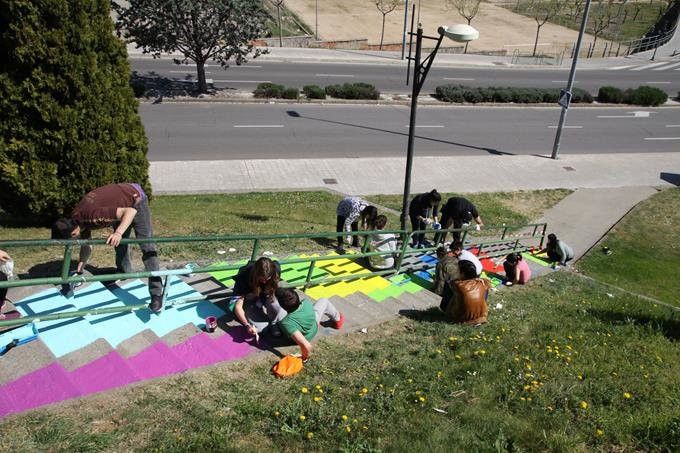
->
<box><xmin>286</xmin><ymin>0</ymin><xmax>597</xmax><ymax>55</ymax></box>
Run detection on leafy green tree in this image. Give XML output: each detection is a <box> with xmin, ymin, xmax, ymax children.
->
<box><xmin>114</xmin><ymin>0</ymin><xmax>269</xmax><ymax>93</ymax></box>
<box><xmin>0</xmin><ymin>0</ymin><xmax>150</xmax><ymax>221</ymax></box>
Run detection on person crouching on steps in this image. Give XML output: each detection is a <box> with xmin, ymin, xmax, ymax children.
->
<box><xmin>51</xmin><ymin>183</ymin><xmax>163</xmax><ymax>313</ymax></box>
<box><xmin>276</xmin><ymin>288</ymin><xmax>344</xmax><ymax>361</ymax></box>
<box><xmin>336</xmin><ymin>196</ymin><xmax>378</xmax><ymax>250</ymax></box>
<box><xmin>503</xmin><ymin>252</ymin><xmax>531</xmax><ymax>286</ymax></box>
<box><xmin>232</xmin><ymin>257</ymin><xmax>287</xmax><ymax>338</ymax></box>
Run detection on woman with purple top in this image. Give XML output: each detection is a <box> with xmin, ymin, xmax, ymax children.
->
<box><xmin>51</xmin><ymin>183</ymin><xmax>163</xmax><ymax>313</ymax></box>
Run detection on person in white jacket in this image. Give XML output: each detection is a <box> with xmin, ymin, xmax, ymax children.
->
<box><xmin>368</xmin><ymin>215</ymin><xmax>397</xmax><ymax>270</ymax></box>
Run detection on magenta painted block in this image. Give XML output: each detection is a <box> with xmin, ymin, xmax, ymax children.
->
<box><xmin>128</xmin><ymin>342</ymin><xmax>189</xmax><ymax>379</ymax></box>
<box><xmin>171</xmin><ymin>333</ymin><xmax>229</xmax><ymax>368</ymax></box>
<box><xmin>0</xmin><ymin>390</ymin><xmax>15</xmax><ymax>418</ymax></box>
<box><xmin>212</xmin><ymin>327</ymin><xmax>260</xmax><ymax>361</ymax></box>
<box><xmin>70</xmin><ymin>351</ymin><xmax>141</xmax><ymax>395</ymax></box>
<box><xmin>1</xmin><ymin>363</ymin><xmax>80</xmax><ymax>416</ymax></box>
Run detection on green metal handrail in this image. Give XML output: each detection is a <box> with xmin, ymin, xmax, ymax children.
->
<box><xmin>0</xmin><ymin>223</ymin><xmax>547</xmax><ymax>328</ymax></box>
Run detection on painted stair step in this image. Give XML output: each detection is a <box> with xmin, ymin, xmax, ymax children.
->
<box><xmin>117</xmin><ymin>329</ymin><xmax>162</xmax><ymax>358</ymax></box>
<box><xmin>69</xmin><ymin>350</ymin><xmax>141</xmax><ymax>395</ymax></box>
<box><xmin>0</xmin><ymin>363</ymin><xmax>81</xmax><ymax>418</ymax></box>
<box><xmin>397</xmin><ymin>292</ymin><xmax>438</xmax><ymax>311</ymax></box>
<box><xmin>373</xmin><ymin>296</ymin><xmax>413</xmax><ymax>317</ymax></box>
<box><xmin>115</xmin><ymin>277</ymin><xmax>226</xmax><ymax>338</ymax></box>
<box><xmin>59</xmin><ymin>338</ymin><xmax>114</xmax><ymax>372</ymax></box>
<box><xmin>73</xmin><ymin>281</ymin><xmax>149</xmax><ymax>348</ymax></box>
<box><xmin>128</xmin><ymin>341</ymin><xmax>189</xmax><ymax>379</ymax></box>
<box><xmin>171</xmin><ymin>332</ymin><xmax>230</xmax><ymax>368</ymax></box>
<box><xmin>211</xmin><ymin>326</ymin><xmax>260</xmax><ymax>361</ymax></box>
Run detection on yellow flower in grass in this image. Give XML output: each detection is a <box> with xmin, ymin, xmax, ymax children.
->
<box><xmin>307</xmin><ymin>432</ymin><xmax>314</xmax><ymax>440</ymax></box>
<box><xmin>623</xmin><ymin>392</ymin><xmax>633</xmax><ymax>399</ymax></box>
<box><xmin>346</xmin><ymin>426</ymin><xmax>352</xmax><ymax>433</ymax></box>
<box><xmin>408</xmin><ymin>378</ymin><xmax>413</xmax><ymax>383</ymax></box>
<box><xmin>341</xmin><ymin>415</ymin><xmax>348</xmax><ymax>421</ymax></box>
<box><xmin>577</xmin><ymin>374</ymin><xmax>583</xmax><ymax>380</ymax></box>
<box><xmin>419</xmin><ymin>396</ymin><xmax>426</xmax><ymax>403</ymax></box>
<box><xmin>436</xmin><ymin>349</ymin><xmax>442</xmax><ymax>354</ymax></box>
<box><xmin>314</xmin><ymin>396</ymin><xmax>322</xmax><ymax>402</ymax></box>
<box><xmin>580</xmin><ymin>401</ymin><xmax>588</xmax><ymax>410</ymax></box>
<box><xmin>274</xmin><ymin>411</ymin><xmax>280</xmax><ymax>417</ymax></box>
<box><xmin>455</xmin><ymin>355</ymin><xmax>462</xmax><ymax>360</ymax></box>
<box><xmin>299</xmin><ymin>415</ymin><xmax>306</xmax><ymax>421</ymax></box>
<box><xmin>301</xmin><ymin>387</ymin><xmax>309</xmax><ymax>394</ymax></box>
<box><xmin>361</xmin><ymin>387</ymin><xmax>369</xmax><ymax>394</ymax></box>
<box><xmin>596</xmin><ymin>429</ymin><xmax>604</xmax><ymax>437</ymax></box>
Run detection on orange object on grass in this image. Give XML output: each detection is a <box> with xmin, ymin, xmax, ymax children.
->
<box><xmin>272</xmin><ymin>355</ymin><xmax>304</xmax><ymax>378</ymax></box>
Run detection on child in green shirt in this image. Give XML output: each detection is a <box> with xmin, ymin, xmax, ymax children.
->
<box><xmin>276</xmin><ymin>288</ymin><xmax>344</xmax><ymax>360</ymax></box>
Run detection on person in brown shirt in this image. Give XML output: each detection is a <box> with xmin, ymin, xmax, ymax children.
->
<box><xmin>442</xmin><ymin>259</ymin><xmax>490</xmax><ymax>325</ymax></box>
<box><xmin>51</xmin><ymin>183</ymin><xmax>163</xmax><ymax>313</ymax></box>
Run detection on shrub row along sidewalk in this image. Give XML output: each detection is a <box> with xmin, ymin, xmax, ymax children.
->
<box><xmin>250</xmin><ymin>82</ymin><xmax>670</xmax><ymax>106</ymax></box>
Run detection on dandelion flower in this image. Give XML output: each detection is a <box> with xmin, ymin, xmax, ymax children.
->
<box><xmin>361</xmin><ymin>387</ymin><xmax>368</xmax><ymax>394</ymax></box>
<box><xmin>408</xmin><ymin>378</ymin><xmax>413</xmax><ymax>383</ymax></box>
<box><xmin>419</xmin><ymin>396</ymin><xmax>426</xmax><ymax>403</ymax></box>
<box><xmin>346</xmin><ymin>426</ymin><xmax>352</xmax><ymax>433</ymax></box>
<box><xmin>623</xmin><ymin>392</ymin><xmax>632</xmax><ymax>399</ymax></box>
<box><xmin>580</xmin><ymin>401</ymin><xmax>588</xmax><ymax>410</ymax></box>
<box><xmin>596</xmin><ymin>429</ymin><xmax>604</xmax><ymax>437</ymax></box>
<box><xmin>342</xmin><ymin>415</ymin><xmax>348</xmax><ymax>421</ymax></box>
<box><xmin>577</xmin><ymin>375</ymin><xmax>583</xmax><ymax>380</ymax></box>
<box><xmin>314</xmin><ymin>396</ymin><xmax>322</xmax><ymax>402</ymax></box>
<box><xmin>301</xmin><ymin>387</ymin><xmax>309</xmax><ymax>394</ymax></box>
<box><xmin>299</xmin><ymin>415</ymin><xmax>306</xmax><ymax>421</ymax></box>
<box><xmin>307</xmin><ymin>432</ymin><xmax>314</xmax><ymax>439</ymax></box>
<box><xmin>455</xmin><ymin>355</ymin><xmax>462</xmax><ymax>360</ymax></box>
<box><xmin>274</xmin><ymin>411</ymin><xmax>280</xmax><ymax>417</ymax></box>
<box><xmin>315</xmin><ymin>384</ymin><xmax>322</xmax><ymax>390</ymax></box>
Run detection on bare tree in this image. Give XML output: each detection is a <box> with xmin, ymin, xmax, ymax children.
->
<box><xmin>588</xmin><ymin>0</ymin><xmax>622</xmax><ymax>49</ymax></box>
<box><xmin>446</xmin><ymin>0</ymin><xmax>482</xmax><ymax>53</ymax></box>
<box><xmin>524</xmin><ymin>0</ymin><xmax>565</xmax><ymax>56</ymax></box>
<box><xmin>375</xmin><ymin>0</ymin><xmax>401</xmax><ymax>50</ymax></box>
<box><xmin>567</xmin><ymin>0</ymin><xmax>586</xmax><ymax>24</ymax></box>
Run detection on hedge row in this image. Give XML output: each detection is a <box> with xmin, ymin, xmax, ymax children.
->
<box><xmin>598</xmin><ymin>86</ymin><xmax>668</xmax><ymax>106</ymax></box>
<box><xmin>434</xmin><ymin>85</ymin><xmax>594</xmax><ymax>104</ymax></box>
<box><xmin>254</xmin><ymin>83</ymin><xmax>381</xmax><ymax>100</ymax></box>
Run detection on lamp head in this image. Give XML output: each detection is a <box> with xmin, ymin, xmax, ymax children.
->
<box><xmin>438</xmin><ymin>24</ymin><xmax>479</xmax><ymax>43</ymax></box>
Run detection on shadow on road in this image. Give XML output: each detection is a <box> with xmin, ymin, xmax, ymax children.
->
<box><xmin>285</xmin><ymin>110</ymin><xmax>515</xmax><ymax>156</ymax></box>
<box><xmin>131</xmin><ymin>71</ymin><xmax>230</xmax><ymax>99</ymax></box>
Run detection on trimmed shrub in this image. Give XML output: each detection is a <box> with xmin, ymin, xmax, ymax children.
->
<box><xmin>253</xmin><ymin>82</ymin><xmax>285</xmax><ymax>98</ymax></box>
<box><xmin>302</xmin><ymin>85</ymin><xmax>326</xmax><ymax>99</ymax></box>
<box><xmin>492</xmin><ymin>88</ymin><xmax>512</xmax><ymax>103</ymax></box>
<box><xmin>571</xmin><ymin>88</ymin><xmax>593</xmax><ymax>103</ymax></box>
<box><xmin>434</xmin><ymin>85</ymin><xmax>594</xmax><ymax>104</ymax></box>
<box><xmin>541</xmin><ymin>89</ymin><xmax>560</xmax><ymax>103</ymax></box>
<box><xmin>435</xmin><ymin>85</ymin><xmax>466</xmax><ymax>102</ymax></box>
<box><xmin>598</xmin><ymin>86</ymin><xmax>624</xmax><ymax>104</ymax></box>
<box><xmin>463</xmin><ymin>89</ymin><xmax>484</xmax><ymax>104</ymax></box>
<box><xmin>325</xmin><ymin>83</ymin><xmax>380</xmax><ymax>100</ymax></box>
<box><xmin>623</xmin><ymin>86</ymin><xmax>668</xmax><ymax>106</ymax></box>
<box><xmin>281</xmin><ymin>87</ymin><xmax>299</xmax><ymax>99</ymax></box>
<box><xmin>0</xmin><ymin>0</ymin><xmax>150</xmax><ymax>221</ymax></box>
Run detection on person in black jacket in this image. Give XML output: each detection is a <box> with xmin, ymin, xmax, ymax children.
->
<box><xmin>437</xmin><ymin>197</ymin><xmax>484</xmax><ymax>243</ymax></box>
<box><xmin>409</xmin><ymin>189</ymin><xmax>441</xmax><ymax>248</ymax></box>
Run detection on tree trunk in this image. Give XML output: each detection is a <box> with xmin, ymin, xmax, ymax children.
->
<box><xmin>380</xmin><ymin>14</ymin><xmax>386</xmax><ymax>50</ymax></box>
<box><xmin>464</xmin><ymin>42</ymin><xmax>469</xmax><ymax>54</ymax></box>
<box><xmin>277</xmin><ymin>6</ymin><xmax>283</xmax><ymax>47</ymax></box>
<box><xmin>196</xmin><ymin>60</ymin><xmax>208</xmax><ymax>93</ymax></box>
<box><xmin>533</xmin><ymin>24</ymin><xmax>541</xmax><ymax>56</ymax></box>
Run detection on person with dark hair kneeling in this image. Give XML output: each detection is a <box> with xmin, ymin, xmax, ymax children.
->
<box><xmin>276</xmin><ymin>288</ymin><xmax>344</xmax><ymax>361</ymax></box>
<box><xmin>503</xmin><ymin>252</ymin><xmax>531</xmax><ymax>286</ymax></box>
<box><xmin>441</xmin><ymin>260</ymin><xmax>491</xmax><ymax>325</ymax></box>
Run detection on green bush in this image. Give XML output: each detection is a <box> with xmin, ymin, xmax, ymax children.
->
<box><xmin>324</xmin><ymin>83</ymin><xmax>380</xmax><ymax>100</ymax></box>
<box><xmin>0</xmin><ymin>0</ymin><xmax>150</xmax><ymax>221</ymax></box>
<box><xmin>623</xmin><ymin>86</ymin><xmax>668</xmax><ymax>106</ymax></box>
<box><xmin>281</xmin><ymin>87</ymin><xmax>299</xmax><ymax>99</ymax></box>
<box><xmin>434</xmin><ymin>85</ymin><xmax>594</xmax><ymax>104</ymax></box>
<box><xmin>302</xmin><ymin>85</ymin><xmax>326</xmax><ymax>99</ymax></box>
<box><xmin>253</xmin><ymin>82</ymin><xmax>285</xmax><ymax>98</ymax></box>
<box><xmin>571</xmin><ymin>88</ymin><xmax>593</xmax><ymax>103</ymax></box>
<box><xmin>598</xmin><ymin>86</ymin><xmax>624</xmax><ymax>103</ymax></box>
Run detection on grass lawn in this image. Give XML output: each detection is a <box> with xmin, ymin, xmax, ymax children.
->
<box><xmin>0</xmin><ymin>189</ymin><xmax>570</xmax><ymax>276</ymax></box>
<box><xmin>578</xmin><ymin>188</ymin><xmax>680</xmax><ymax>308</ymax></box>
<box><xmin>0</xmin><ymin>271</ymin><xmax>677</xmax><ymax>451</ymax></box>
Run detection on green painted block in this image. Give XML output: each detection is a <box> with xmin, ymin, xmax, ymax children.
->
<box><xmin>522</xmin><ymin>252</ymin><xmax>551</xmax><ymax>267</ymax></box>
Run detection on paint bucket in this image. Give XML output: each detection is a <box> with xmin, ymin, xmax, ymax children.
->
<box><xmin>205</xmin><ymin>316</ymin><xmax>217</xmax><ymax>333</ymax></box>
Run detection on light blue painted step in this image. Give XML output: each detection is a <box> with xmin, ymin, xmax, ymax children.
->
<box><xmin>113</xmin><ymin>277</ymin><xmax>226</xmax><ymax>338</ymax></box>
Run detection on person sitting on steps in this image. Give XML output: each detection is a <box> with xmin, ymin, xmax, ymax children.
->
<box><xmin>276</xmin><ymin>287</ymin><xmax>344</xmax><ymax>361</ymax></box>
<box><xmin>541</xmin><ymin>233</ymin><xmax>574</xmax><ymax>267</ymax></box>
<box><xmin>367</xmin><ymin>215</ymin><xmax>397</xmax><ymax>270</ymax></box>
<box><xmin>503</xmin><ymin>252</ymin><xmax>531</xmax><ymax>286</ymax></box>
<box><xmin>441</xmin><ymin>260</ymin><xmax>491</xmax><ymax>326</ymax></box>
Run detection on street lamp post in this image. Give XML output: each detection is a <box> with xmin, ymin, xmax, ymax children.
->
<box><xmin>400</xmin><ymin>24</ymin><xmax>479</xmax><ymax>229</ymax></box>
<box><xmin>551</xmin><ymin>0</ymin><xmax>592</xmax><ymax>160</ymax></box>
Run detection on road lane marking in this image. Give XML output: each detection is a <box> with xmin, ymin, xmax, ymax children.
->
<box><xmin>630</xmin><ymin>62</ymin><xmax>669</xmax><ymax>71</ymax></box>
<box><xmin>651</xmin><ymin>62</ymin><xmax>680</xmax><ymax>71</ymax></box>
<box><xmin>202</xmin><ymin>64</ymin><xmax>262</xmax><ymax>68</ymax></box>
<box><xmin>443</xmin><ymin>77</ymin><xmax>475</xmax><ymax>81</ymax></box>
<box><xmin>644</xmin><ymin>137</ymin><xmax>680</xmax><ymax>141</ymax></box>
<box><xmin>405</xmin><ymin>125</ymin><xmax>445</xmax><ymax>128</ymax></box>
<box><xmin>547</xmin><ymin>125</ymin><xmax>582</xmax><ymax>129</ymax></box>
<box><xmin>609</xmin><ymin>65</ymin><xmax>634</xmax><ymax>70</ymax></box>
<box><xmin>169</xmin><ymin>70</ymin><xmax>212</xmax><ymax>74</ymax></box>
<box><xmin>551</xmin><ymin>80</ymin><xmax>578</xmax><ymax>83</ymax></box>
<box><xmin>645</xmin><ymin>81</ymin><xmax>671</xmax><ymax>84</ymax></box>
<box><xmin>315</xmin><ymin>73</ymin><xmax>355</xmax><ymax>77</ymax></box>
<box><xmin>666</xmin><ymin>125</ymin><xmax>680</xmax><ymax>127</ymax></box>
<box><xmin>597</xmin><ymin>111</ymin><xmax>653</xmax><ymax>118</ymax></box>
<box><xmin>233</xmin><ymin>125</ymin><xmax>284</xmax><ymax>128</ymax></box>
<box><xmin>211</xmin><ymin>80</ymin><xmax>271</xmax><ymax>83</ymax></box>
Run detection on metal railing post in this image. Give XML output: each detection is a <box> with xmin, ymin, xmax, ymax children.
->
<box><xmin>394</xmin><ymin>231</ymin><xmax>413</xmax><ymax>273</ymax></box>
<box><xmin>250</xmin><ymin>239</ymin><xmax>260</xmax><ymax>262</ymax></box>
<box><xmin>303</xmin><ymin>260</ymin><xmax>317</xmax><ymax>290</ymax></box>
<box><xmin>60</xmin><ymin>245</ymin><xmax>72</xmax><ymax>282</ymax></box>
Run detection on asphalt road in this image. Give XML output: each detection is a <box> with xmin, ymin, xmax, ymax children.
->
<box><xmin>139</xmin><ymin>103</ymin><xmax>680</xmax><ymax>161</ymax></box>
<box><xmin>131</xmin><ymin>58</ymin><xmax>680</xmax><ymax>95</ymax></box>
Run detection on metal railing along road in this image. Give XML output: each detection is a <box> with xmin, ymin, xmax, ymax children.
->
<box><xmin>0</xmin><ymin>223</ymin><xmax>547</xmax><ymax>328</ymax></box>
